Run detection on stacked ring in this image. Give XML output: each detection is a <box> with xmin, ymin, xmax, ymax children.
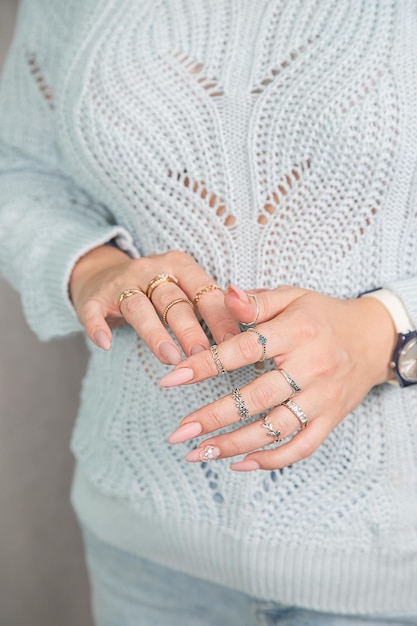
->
<box><xmin>261</xmin><ymin>416</ymin><xmax>281</xmax><ymax>442</ymax></box>
<box><xmin>281</xmin><ymin>399</ymin><xmax>308</xmax><ymax>429</ymax></box>
<box><xmin>232</xmin><ymin>388</ymin><xmax>251</xmax><ymax>421</ymax></box>
<box><xmin>245</xmin><ymin>327</ymin><xmax>267</xmax><ymax>362</ymax></box>
<box><xmin>194</xmin><ymin>284</ymin><xmax>222</xmax><ymax>305</ymax></box>
<box><xmin>162</xmin><ymin>298</ymin><xmax>194</xmax><ymax>325</ymax></box>
<box><xmin>146</xmin><ymin>274</ymin><xmax>179</xmax><ymax>300</ymax></box>
<box><xmin>117</xmin><ymin>288</ymin><xmax>146</xmax><ymax>313</ymax></box>
<box><xmin>277</xmin><ymin>369</ymin><xmax>302</xmax><ymax>398</ymax></box>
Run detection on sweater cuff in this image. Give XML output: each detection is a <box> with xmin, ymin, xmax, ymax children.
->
<box><xmin>21</xmin><ymin>223</ymin><xmax>139</xmax><ymax>340</ymax></box>
<box><xmin>384</xmin><ymin>277</ymin><xmax>417</xmax><ymax>329</ymax></box>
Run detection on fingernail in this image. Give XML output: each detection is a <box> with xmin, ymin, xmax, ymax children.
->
<box><xmin>229</xmin><ymin>460</ymin><xmax>260</xmax><ymax>472</ymax></box>
<box><xmin>185</xmin><ymin>445</ymin><xmax>221</xmax><ymax>462</ymax></box>
<box><xmin>93</xmin><ymin>330</ymin><xmax>112</xmax><ymax>351</ymax></box>
<box><xmin>160</xmin><ymin>367</ymin><xmax>194</xmax><ymax>387</ymax></box>
<box><xmin>228</xmin><ymin>285</ymin><xmax>250</xmax><ymax>304</ymax></box>
<box><xmin>168</xmin><ymin>422</ymin><xmax>203</xmax><ymax>444</ymax></box>
<box><xmin>159</xmin><ymin>341</ymin><xmax>182</xmax><ymax>365</ymax></box>
<box><xmin>191</xmin><ymin>344</ymin><xmax>206</xmax><ymax>355</ymax></box>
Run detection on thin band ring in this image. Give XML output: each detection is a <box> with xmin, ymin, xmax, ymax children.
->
<box><xmin>281</xmin><ymin>399</ymin><xmax>308</xmax><ymax>429</ymax></box>
<box><xmin>162</xmin><ymin>298</ymin><xmax>194</xmax><ymax>325</ymax></box>
<box><xmin>232</xmin><ymin>388</ymin><xmax>251</xmax><ymax>421</ymax></box>
<box><xmin>240</xmin><ymin>293</ymin><xmax>260</xmax><ymax>326</ymax></box>
<box><xmin>118</xmin><ymin>288</ymin><xmax>146</xmax><ymax>313</ymax></box>
<box><xmin>210</xmin><ymin>344</ymin><xmax>227</xmax><ymax>374</ymax></box>
<box><xmin>277</xmin><ymin>369</ymin><xmax>302</xmax><ymax>398</ymax></box>
<box><xmin>146</xmin><ymin>274</ymin><xmax>179</xmax><ymax>300</ymax></box>
<box><xmin>194</xmin><ymin>284</ymin><xmax>222</xmax><ymax>305</ymax></box>
<box><xmin>261</xmin><ymin>416</ymin><xmax>281</xmax><ymax>442</ymax></box>
<box><xmin>245</xmin><ymin>327</ymin><xmax>267</xmax><ymax>361</ymax></box>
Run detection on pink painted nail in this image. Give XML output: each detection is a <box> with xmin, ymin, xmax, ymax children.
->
<box><xmin>227</xmin><ymin>285</ymin><xmax>250</xmax><ymax>304</ymax></box>
<box><xmin>168</xmin><ymin>422</ymin><xmax>203</xmax><ymax>444</ymax></box>
<box><xmin>93</xmin><ymin>330</ymin><xmax>112</xmax><ymax>351</ymax></box>
<box><xmin>229</xmin><ymin>460</ymin><xmax>260</xmax><ymax>472</ymax></box>
<box><xmin>159</xmin><ymin>341</ymin><xmax>182</xmax><ymax>365</ymax></box>
<box><xmin>160</xmin><ymin>367</ymin><xmax>194</xmax><ymax>387</ymax></box>
<box><xmin>185</xmin><ymin>445</ymin><xmax>221</xmax><ymax>462</ymax></box>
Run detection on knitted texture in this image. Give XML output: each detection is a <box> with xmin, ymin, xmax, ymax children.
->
<box><xmin>1</xmin><ymin>0</ymin><xmax>417</xmax><ymax>614</ymax></box>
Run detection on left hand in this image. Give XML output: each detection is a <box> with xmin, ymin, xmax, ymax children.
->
<box><xmin>160</xmin><ymin>285</ymin><xmax>397</xmax><ymax>471</ymax></box>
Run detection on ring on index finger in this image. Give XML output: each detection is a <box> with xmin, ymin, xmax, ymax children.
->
<box><xmin>118</xmin><ymin>288</ymin><xmax>147</xmax><ymax>313</ymax></box>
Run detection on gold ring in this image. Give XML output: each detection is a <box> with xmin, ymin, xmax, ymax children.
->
<box><xmin>162</xmin><ymin>298</ymin><xmax>194</xmax><ymax>325</ymax></box>
<box><xmin>146</xmin><ymin>274</ymin><xmax>179</xmax><ymax>300</ymax></box>
<box><xmin>194</xmin><ymin>284</ymin><xmax>222</xmax><ymax>305</ymax></box>
<box><xmin>118</xmin><ymin>289</ymin><xmax>146</xmax><ymax>313</ymax></box>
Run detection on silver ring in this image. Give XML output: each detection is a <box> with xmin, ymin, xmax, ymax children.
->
<box><xmin>281</xmin><ymin>399</ymin><xmax>308</xmax><ymax>429</ymax></box>
<box><xmin>261</xmin><ymin>416</ymin><xmax>281</xmax><ymax>442</ymax></box>
<box><xmin>240</xmin><ymin>293</ymin><xmax>260</xmax><ymax>327</ymax></box>
<box><xmin>245</xmin><ymin>327</ymin><xmax>267</xmax><ymax>361</ymax></box>
<box><xmin>277</xmin><ymin>369</ymin><xmax>302</xmax><ymax>398</ymax></box>
<box><xmin>210</xmin><ymin>344</ymin><xmax>227</xmax><ymax>374</ymax></box>
<box><xmin>232</xmin><ymin>388</ymin><xmax>251</xmax><ymax>421</ymax></box>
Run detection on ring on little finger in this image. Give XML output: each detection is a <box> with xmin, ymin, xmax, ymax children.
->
<box><xmin>261</xmin><ymin>415</ymin><xmax>281</xmax><ymax>443</ymax></box>
<box><xmin>281</xmin><ymin>398</ymin><xmax>308</xmax><ymax>429</ymax></box>
<box><xmin>277</xmin><ymin>368</ymin><xmax>302</xmax><ymax>398</ymax></box>
<box><xmin>210</xmin><ymin>344</ymin><xmax>227</xmax><ymax>374</ymax></box>
<box><xmin>245</xmin><ymin>327</ymin><xmax>267</xmax><ymax>362</ymax></box>
<box><xmin>232</xmin><ymin>387</ymin><xmax>251</xmax><ymax>421</ymax></box>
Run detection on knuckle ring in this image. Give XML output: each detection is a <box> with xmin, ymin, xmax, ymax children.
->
<box><xmin>281</xmin><ymin>399</ymin><xmax>308</xmax><ymax>429</ymax></box>
<box><xmin>193</xmin><ymin>284</ymin><xmax>222</xmax><ymax>305</ymax></box>
<box><xmin>241</xmin><ymin>293</ymin><xmax>260</xmax><ymax>327</ymax></box>
<box><xmin>277</xmin><ymin>368</ymin><xmax>302</xmax><ymax>398</ymax></box>
<box><xmin>232</xmin><ymin>387</ymin><xmax>251</xmax><ymax>421</ymax></box>
<box><xmin>117</xmin><ymin>288</ymin><xmax>146</xmax><ymax>313</ymax></box>
<box><xmin>146</xmin><ymin>274</ymin><xmax>179</xmax><ymax>300</ymax></box>
<box><xmin>261</xmin><ymin>415</ymin><xmax>281</xmax><ymax>442</ymax></box>
<box><xmin>245</xmin><ymin>327</ymin><xmax>267</xmax><ymax>362</ymax></box>
<box><xmin>162</xmin><ymin>298</ymin><xmax>194</xmax><ymax>325</ymax></box>
<box><xmin>210</xmin><ymin>344</ymin><xmax>227</xmax><ymax>374</ymax></box>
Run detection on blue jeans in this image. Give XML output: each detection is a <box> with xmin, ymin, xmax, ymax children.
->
<box><xmin>81</xmin><ymin>526</ymin><xmax>417</xmax><ymax>626</ymax></box>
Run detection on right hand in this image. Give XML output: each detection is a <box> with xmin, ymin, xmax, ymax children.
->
<box><xmin>69</xmin><ymin>245</ymin><xmax>240</xmax><ymax>364</ymax></box>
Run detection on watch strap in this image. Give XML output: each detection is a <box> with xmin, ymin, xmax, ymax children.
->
<box><xmin>361</xmin><ymin>288</ymin><xmax>414</xmax><ymax>334</ymax></box>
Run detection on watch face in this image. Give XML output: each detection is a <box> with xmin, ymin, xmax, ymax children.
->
<box><xmin>398</xmin><ymin>337</ymin><xmax>417</xmax><ymax>382</ymax></box>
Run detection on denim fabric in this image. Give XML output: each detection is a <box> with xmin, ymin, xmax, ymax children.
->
<box><xmin>81</xmin><ymin>526</ymin><xmax>417</xmax><ymax>626</ymax></box>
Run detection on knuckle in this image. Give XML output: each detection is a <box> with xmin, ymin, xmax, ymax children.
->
<box><xmin>248</xmin><ymin>381</ymin><xmax>276</xmax><ymax>411</ymax></box>
<box><xmin>205</xmin><ymin>404</ymin><xmax>226</xmax><ymax>431</ymax></box>
<box><xmin>313</xmin><ymin>351</ymin><xmax>338</xmax><ymax>378</ymax></box>
<box><xmin>237</xmin><ymin>332</ymin><xmax>258</xmax><ymax>362</ymax></box>
<box><xmin>294</xmin><ymin>312</ymin><xmax>320</xmax><ymax>341</ymax></box>
<box><xmin>122</xmin><ymin>294</ymin><xmax>146</xmax><ymax>316</ymax></box>
<box><xmin>295</xmin><ymin>437</ymin><xmax>317</xmax><ymax>460</ymax></box>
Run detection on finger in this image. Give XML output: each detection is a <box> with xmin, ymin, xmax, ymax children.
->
<box><xmin>149</xmin><ymin>282</ymin><xmax>211</xmax><ymax>356</ymax></box>
<box><xmin>230</xmin><ymin>417</ymin><xmax>332</xmax><ymax>471</ymax></box>
<box><xmin>168</xmin><ymin>368</ymin><xmax>310</xmax><ymax>443</ymax></box>
<box><xmin>77</xmin><ymin>297</ymin><xmax>113</xmax><ymax>350</ymax></box>
<box><xmin>225</xmin><ymin>284</ymin><xmax>308</xmax><ymax>325</ymax></box>
<box><xmin>119</xmin><ymin>291</ymin><xmax>182</xmax><ymax>365</ymax></box>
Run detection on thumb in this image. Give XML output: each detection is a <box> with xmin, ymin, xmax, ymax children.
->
<box><xmin>225</xmin><ymin>284</ymin><xmax>309</xmax><ymax>324</ymax></box>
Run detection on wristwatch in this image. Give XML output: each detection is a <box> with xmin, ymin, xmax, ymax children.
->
<box><xmin>361</xmin><ymin>288</ymin><xmax>417</xmax><ymax>387</ymax></box>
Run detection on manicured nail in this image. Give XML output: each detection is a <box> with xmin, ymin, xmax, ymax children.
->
<box><xmin>168</xmin><ymin>422</ymin><xmax>203</xmax><ymax>444</ymax></box>
<box><xmin>159</xmin><ymin>341</ymin><xmax>182</xmax><ymax>365</ymax></box>
<box><xmin>229</xmin><ymin>460</ymin><xmax>260</xmax><ymax>472</ymax></box>
<box><xmin>160</xmin><ymin>367</ymin><xmax>194</xmax><ymax>387</ymax></box>
<box><xmin>185</xmin><ymin>445</ymin><xmax>221</xmax><ymax>462</ymax></box>
<box><xmin>93</xmin><ymin>330</ymin><xmax>112</xmax><ymax>351</ymax></box>
<box><xmin>228</xmin><ymin>284</ymin><xmax>250</xmax><ymax>304</ymax></box>
<box><xmin>191</xmin><ymin>344</ymin><xmax>206</xmax><ymax>355</ymax></box>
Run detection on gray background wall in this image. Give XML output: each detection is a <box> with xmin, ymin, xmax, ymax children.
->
<box><xmin>0</xmin><ymin>1</ymin><xmax>93</xmax><ymax>624</ymax></box>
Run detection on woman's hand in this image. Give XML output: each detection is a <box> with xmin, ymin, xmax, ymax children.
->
<box><xmin>69</xmin><ymin>246</ymin><xmax>240</xmax><ymax>364</ymax></box>
<box><xmin>161</xmin><ymin>285</ymin><xmax>397</xmax><ymax>469</ymax></box>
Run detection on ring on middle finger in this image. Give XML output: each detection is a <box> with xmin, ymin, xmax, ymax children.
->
<box><xmin>245</xmin><ymin>327</ymin><xmax>267</xmax><ymax>362</ymax></box>
<box><xmin>162</xmin><ymin>298</ymin><xmax>195</xmax><ymax>325</ymax></box>
<box><xmin>232</xmin><ymin>387</ymin><xmax>251</xmax><ymax>421</ymax></box>
<box><xmin>146</xmin><ymin>274</ymin><xmax>179</xmax><ymax>300</ymax></box>
<box><xmin>277</xmin><ymin>368</ymin><xmax>302</xmax><ymax>398</ymax></box>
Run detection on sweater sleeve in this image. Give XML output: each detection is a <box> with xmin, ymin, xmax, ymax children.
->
<box><xmin>0</xmin><ymin>0</ymin><xmax>138</xmax><ymax>340</ymax></box>
<box><xmin>384</xmin><ymin>278</ymin><xmax>417</xmax><ymax>329</ymax></box>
